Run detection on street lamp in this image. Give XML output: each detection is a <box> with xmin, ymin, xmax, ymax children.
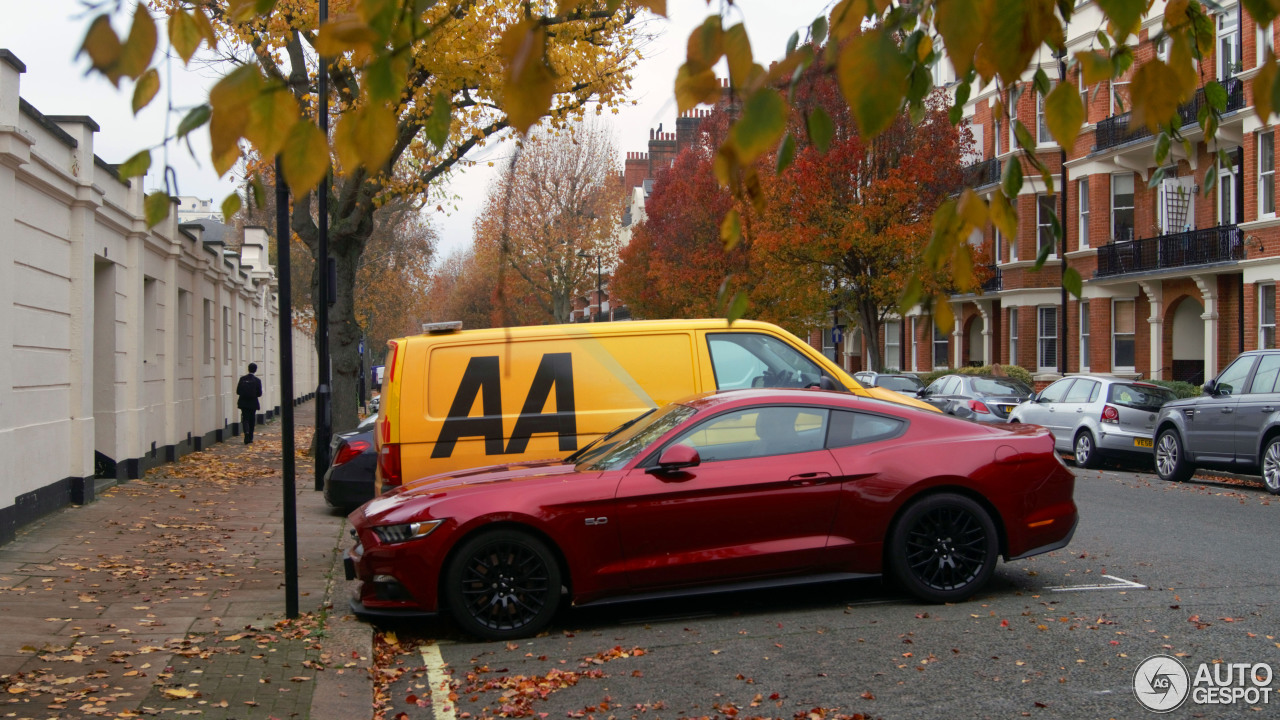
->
<box><xmin>577</xmin><ymin>250</ymin><xmax>604</xmax><ymax>322</ymax></box>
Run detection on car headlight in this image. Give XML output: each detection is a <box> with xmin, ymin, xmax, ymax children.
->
<box><xmin>371</xmin><ymin>519</ymin><xmax>444</xmax><ymax>544</ymax></box>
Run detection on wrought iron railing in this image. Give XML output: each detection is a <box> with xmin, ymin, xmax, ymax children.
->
<box><xmin>1095</xmin><ymin>225</ymin><xmax>1244</xmax><ymax>277</ymax></box>
<box><xmin>1094</xmin><ymin>79</ymin><xmax>1246</xmax><ymax>152</ymax></box>
<box><xmin>981</xmin><ymin>264</ymin><xmax>1002</xmax><ymax>292</ymax></box>
<box><xmin>964</xmin><ymin>158</ymin><xmax>1001</xmax><ymax>188</ymax></box>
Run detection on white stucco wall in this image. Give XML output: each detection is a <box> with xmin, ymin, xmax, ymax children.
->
<box><xmin>0</xmin><ymin>50</ymin><xmax>318</xmax><ymax>536</ymax></box>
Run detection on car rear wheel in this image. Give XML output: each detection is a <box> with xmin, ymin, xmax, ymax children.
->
<box><xmin>443</xmin><ymin>529</ymin><xmax>562</xmax><ymax>640</ymax></box>
<box><xmin>888</xmin><ymin>494</ymin><xmax>998</xmax><ymax>604</ymax></box>
<box><xmin>1262</xmin><ymin>437</ymin><xmax>1280</xmax><ymax>496</ymax></box>
<box><xmin>1073</xmin><ymin>430</ymin><xmax>1100</xmax><ymax>469</ymax></box>
<box><xmin>1154</xmin><ymin>428</ymin><xmax>1193</xmax><ymax>483</ymax></box>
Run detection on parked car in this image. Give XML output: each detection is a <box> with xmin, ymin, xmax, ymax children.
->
<box><xmin>852</xmin><ymin>371</ymin><xmax>925</xmax><ymax>397</ymax></box>
<box><xmin>324</xmin><ymin>415</ymin><xmax>379</xmax><ymax>512</ymax></box>
<box><xmin>917</xmin><ymin>374</ymin><xmax>1033</xmax><ymax>422</ymax></box>
<box><xmin>1009</xmin><ymin>375</ymin><xmax>1176</xmax><ymax>468</ymax></box>
<box><xmin>1153</xmin><ymin>350</ymin><xmax>1280</xmax><ymax>494</ymax></box>
<box><xmin>345</xmin><ymin>388</ymin><xmax>1077</xmax><ymax>639</ymax></box>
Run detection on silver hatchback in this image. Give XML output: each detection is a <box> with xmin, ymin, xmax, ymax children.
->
<box><xmin>1008</xmin><ymin>374</ymin><xmax>1177</xmax><ymax>468</ymax></box>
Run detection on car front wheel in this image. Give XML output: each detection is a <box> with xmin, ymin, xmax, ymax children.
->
<box><xmin>1074</xmin><ymin>430</ymin><xmax>1100</xmax><ymax>469</ymax></box>
<box><xmin>1262</xmin><ymin>437</ymin><xmax>1280</xmax><ymax>496</ymax></box>
<box><xmin>888</xmin><ymin>493</ymin><xmax>998</xmax><ymax>603</ymax></box>
<box><xmin>443</xmin><ymin>529</ymin><xmax>562</xmax><ymax>640</ymax></box>
<box><xmin>1154</xmin><ymin>428</ymin><xmax>1193</xmax><ymax>483</ymax></box>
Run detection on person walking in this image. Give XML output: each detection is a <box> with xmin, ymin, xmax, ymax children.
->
<box><xmin>236</xmin><ymin>363</ymin><xmax>263</xmax><ymax>444</ymax></box>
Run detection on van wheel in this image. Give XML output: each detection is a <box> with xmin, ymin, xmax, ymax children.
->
<box><xmin>887</xmin><ymin>494</ymin><xmax>998</xmax><ymax>604</ymax></box>
<box><xmin>443</xmin><ymin>530</ymin><xmax>562</xmax><ymax>640</ymax></box>
<box><xmin>1073</xmin><ymin>430</ymin><xmax>1100</xmax><ymax>469</ymax></box>
<box><xmin>1154</xmin><ymin>428</ymin><xmax>1193</xmax><ymax>483</ymax></box>
<box><xmin>1262</xmin><ymin>437</ymin><xmax>1280</xmax><ymax>496</ymax></box>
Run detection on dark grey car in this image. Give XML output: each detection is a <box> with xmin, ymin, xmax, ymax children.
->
<box><xmin>1153</xmin><ymin>350</ymin><xmax>1280</xmax><ymax>494</ymax></box>
<box><xmin>917</xmin><ymin>374</ymin><xmax>1032</xmax><ymax>423</ymax></box>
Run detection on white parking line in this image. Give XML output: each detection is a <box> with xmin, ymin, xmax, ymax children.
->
<box><xmin>1045</xmin><ymin>574</ymin><xmax>1147</xmax><ymax>592</ymax></box>
<box><xmin>422</xmin><ymin>641</ymin><xmax>456</xmax><ymax>720</ymax></box>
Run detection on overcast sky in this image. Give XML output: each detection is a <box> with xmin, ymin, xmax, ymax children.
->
<box><xmin>4</xmin><ymin>1</ymin><xmax>832</xmax><ymax>259</ymax></box>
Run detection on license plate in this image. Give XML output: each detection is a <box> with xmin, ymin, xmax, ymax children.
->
<box><xmin>1134</xmin><ymin>437</ymin><xmax>1153</xmax><ymax>448</ymax></box>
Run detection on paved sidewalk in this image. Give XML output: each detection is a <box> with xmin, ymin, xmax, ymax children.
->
<box><xmin>0</xmin><ymin>402</ymin><xmax>373</xmax><ymax>720</ymax></box>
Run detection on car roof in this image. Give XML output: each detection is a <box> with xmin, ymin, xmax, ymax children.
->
<box><xmin>679</xmin><ymin>387</ymin><xmax>914</xmax><ymax>414</ymax></box>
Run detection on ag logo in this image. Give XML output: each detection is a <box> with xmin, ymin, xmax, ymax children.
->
<box><xmin>1134</xmin><ymin>654</ymin><xmax>1190</xmax><ymax>713</ymax></box>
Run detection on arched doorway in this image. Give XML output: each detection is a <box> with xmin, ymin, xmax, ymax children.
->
<box><xmin>1169</xmin><ymin>296</ymin><xmax>1205</xmax><ymax>384</ymax></box>
<box><xmin>965</xmin><ymin>315</ymin><xmax>984</xmax><ymax>366</ymax></box>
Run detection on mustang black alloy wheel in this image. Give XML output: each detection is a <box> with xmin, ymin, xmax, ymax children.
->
<box><xmin>889</xmin><ymin>493</ymin><xmax>998</xmax><ymax>603</ymax></box>
<box><xmin>443</xmin><ymin>529</ymin><xmax>562</xmax><ymax>640</ymax></box>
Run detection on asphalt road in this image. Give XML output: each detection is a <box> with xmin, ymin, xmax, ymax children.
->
<box><xmin>377</xmin><ymin>465</ymin><xmax>1279</xmax><ymax>719</ymax></box>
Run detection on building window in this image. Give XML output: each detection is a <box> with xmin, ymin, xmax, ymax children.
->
<box><xmin>1110</xmin><ymin>70</ymin><xmax>1130</xmax><ymax>116</ymax></box>
<box><xmin>178</xmin><ymin>290</ymin><xmax>192</xmax><ymax>369</ymax></box>
<box><xmin>143</xmin><ymin>276</ymin><xmax>159</xmax><ymax>365</ymax></box>
<box><xmin>994</xmin><ymin>115</ymin><xmax>1002</xmax><ymax>156</ymax></box>
<box><xmin>223</xmin><ymin>306</ymin><xmax>232</xmax><ymax>364</ymax></box>
<box><xmin>1113</xmin><ymin>299</ymin><xmax>1136</xmax><ymax>370</ymax></box>
<box><xmin>1261</xmin><ymin>131</ymin><xmax>1275</xmax><ymax>217</ymax></box>
<box><xmin>1009</xmin><ymin>85</ymin><xmax>1020</xmax><ymax>151</ymax></box>
<box><xmin>203</xmin><ymin>299</ymin><xmax>214</xmax><ymax>363</ymax></box>
<box><xmin>1009</xmin><ymin>307</ymin><xmax>1019</xmax><ymax>365</ymax></box>
<box><xmin>933</xmin><ymin>322</ymin><xmax>949</xmax><ymax>369</ymax></box>
<box><xmin>1262</xmin><ymin>285</ymin><xmax>1277</xmax><ymax>350</ymax></box>
<box><xmin>1112</xmin><ymin>173</ymin><xmax>1135</xmax><ymax>242</ymax></box>
<box><xmin>1079</xmin><ymin>75</ymin><xmax>1090</xmax><ymax>124</ymax></box>
<box><xmin>1038</xmin><ymin>306</ymin><xmax>1058</xmax><ymax>371</ymax></box>
<box><xmin>1220</xmin><ymin>152</ymin><xmax>1240</xmax><ymax>224</ymax></box>
<box><xmin>1037</xmin><ymin>89</ymin><xmax>1053</xmax><ymax>144</ymax></box>
<box><xmin>1218</xmin><ymin>10</ymin><xmax>1240</xmax><ymax>79</ymax></box>
<box><xmin>910</xmin><ymin>317</ymin><xmax>919</xmax><ymax>371</ymax></box>
<box><xmin>1260</xmin><ymin>22</ymin><xmax>1275</xmax><ymax>64</ymax></box>
<box><xmin>1078</xmin><ymin>177</ymin><xmax>1090</xmax><ymax>249</ymax></box>
<box><xmin>1037</xmin><ymin>195</ymin><xmax>1057</xmax><ymax>259</ymax></box>
<box><xmin>885</xmin><ymin>321</ymin><xmax>901</xmax><ymax>371</ymax></box>
<box><xmin>1080</xmin><ymin>300</ymin><xmax>1091</xmax><ymax>370</ymax></box>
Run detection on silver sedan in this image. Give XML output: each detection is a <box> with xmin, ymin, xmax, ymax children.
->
<box><xmin>1008</xmin><ymin>374</ymin><xmax>1177</xmax><ymax>468</ymax></box>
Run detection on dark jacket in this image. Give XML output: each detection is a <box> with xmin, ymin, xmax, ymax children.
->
<box><xmin>236</xmin><ymin>373</ymin><xmax>263</xmax><ymax>411</ymax></box>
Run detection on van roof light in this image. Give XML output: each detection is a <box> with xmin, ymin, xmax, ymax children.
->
<box><xmin>422</xmin><ymin>321</ymin><xmax>463</xmax><ymax>334</ymax></box>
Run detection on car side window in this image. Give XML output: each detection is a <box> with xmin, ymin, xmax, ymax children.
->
<box><xmin>938</xmin><ymin>377</ymin><xmax>960</xmax><ymax>395</ymax></box>
<box><xmin>707</xmin><ymin>333</ymin><xmax>829</xmax><ymax>390</ymax></box>
<box><xmin>672</xmin><ymin>406</ymin><xmax>829</xmax><ymax>462</ymax></box>
<box><xmin>1063</xmin><ymin>380</ymin><xmax>1097</xmax><ymax>403</ymax></box>
<box><xmin>826</xmin><ymin>410</ymin><xmax>906</xmax><ymax>448</ymax></box>
<box><xmin>1247</xmin><ymin>355</ymin><xmax>1280</xmax><ymax>394</ymax></box>
<box><xmin>923</xmin><ymin>378</ymin><xmax>946</xmax><ymax>395</ymax></box>
<box><xmin>1214</xmin><ymin>356</ymin><xmax>1256</xmax><ymax>396</ymax></box>
<box><xmin>1037</xmin><ymin>379</ymin><xmax>1073</xmax><ymax>403</ymax></box>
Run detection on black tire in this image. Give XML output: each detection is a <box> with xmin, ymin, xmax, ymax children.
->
<box><xmin>887</xmin><ymin>493</ymin><xmax>999</xmax><ymax>603</ymax></box>
<box><xmin>1154</xmin><ymin>428</ymin><xmax>1194</xmax><ymax>483</ymax></box>
<box><xmin>443</xmin><ymin>529</ymin><xmax>562</xmax><ymax>640</ymax></box>
<box><xmin>1262</xmin><ymin>436</ymin><xmax>1280</xmax><ymax>496</ymax></box>
<box><xmin>1073</xmin><ymin>429</ymin><xmax>1100</xmax><ymax>469</ymax></box>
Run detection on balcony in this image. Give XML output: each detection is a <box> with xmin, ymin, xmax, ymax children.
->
<box><xmin>981</xmin><ymin>264</ymin><xmax>1002</xmax><ymax>292</ymax></box>
<box><xmin>964</xmin><ymin>158</ymin><xmax>1001</xmax><ymax>188</ymax></box>
<box><xmin>1094</xmin><ymin>225</ymin><xmax>1244</xmax><ymax>278</ymax></box>
<box><xmin>1093</xmin><ymin>79</ymin><xmax>1246</xmax><ymax>152</ymax></box>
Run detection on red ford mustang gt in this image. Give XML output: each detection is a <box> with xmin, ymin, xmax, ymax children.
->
<box><xmin>345</xmin><ymin>388</ymin><xmax>1077</xmax><ymax>639</ymax></box>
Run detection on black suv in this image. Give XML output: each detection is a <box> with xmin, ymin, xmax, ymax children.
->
<box><xmin>1153</xmin><ymin>349</ymin><xmax>1280</xmax><ymax>494</ymax></box>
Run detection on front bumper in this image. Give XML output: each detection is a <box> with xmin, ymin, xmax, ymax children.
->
<box><xmin>345</xmin><ymin>532</ymin><xmax>443</xmax><ymax>614</ymax></box>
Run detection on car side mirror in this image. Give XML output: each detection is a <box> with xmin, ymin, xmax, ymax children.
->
<box><xmin>647</xmin><ymin>444</ymin><xmax>700</xmax><ymax>475</ymax></box>
<box><xmin>1202</xmin><ymin>379</ymin><xmax>1217</xmax><ymax>396</ymax></box>
<box><xmin>807</xmin><ymin>376</ymin><xmax>838</xmax><ymax>391</ymax></box>
<box><xmin>916</xmin><ymin>388</ymin><xmax>928</xmax><ymax>397</ymax></box>
<box><xmin>1027</xmin><ymin>392</ymin><xmax>1039</xmax><ymax>403</ymax></box>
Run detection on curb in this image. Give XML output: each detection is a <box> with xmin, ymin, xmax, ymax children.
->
<box><xmin>312</xmin><ymin>516</ymin><xmax>375</xmax><ymax>720</ymax></box>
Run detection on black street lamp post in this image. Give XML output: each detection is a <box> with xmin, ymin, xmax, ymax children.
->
<box><xmin>577</xmin><ymin>250</ymin><xmax>604</xmax><ymax>321</ymax></box>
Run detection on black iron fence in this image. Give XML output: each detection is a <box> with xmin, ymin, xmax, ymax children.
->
<box><xmin>964</xmin><ymin>158</ymin><xmax>1001</xmax><ymax>188</ymax></box>
<box><xmin>981</xmin><ymin>264</ymin><xmax>1002</xmax><ymax>292</ymax></box>
<box><xmin>1095</xmin><ymin>225</ymin><xmax>1244</xmax><ymax>277</ymax></box>
<box><xmin>1094</xmin><ymin>79</ymin><xmax>1246</xmax><ymax>152</ymax></box>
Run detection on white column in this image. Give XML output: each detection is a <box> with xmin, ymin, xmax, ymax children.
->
<box><xmin>952</xmin><ymin>310</ymin><xmax>963</xmax><ymax>368</ymax></box>
<box><xmin>1194</xmin><ymin>275</ymin><xmax>1218</xmax><ymax>381</ymax></box>
<box><xmin>161</xmin><ymin>211</ymin><xmax>180</xmax><ymax>453</ymax></box>
<box><xmin>977</xmin><ymin>300</ymin><xmax>993</xmax><ymax>365</ymax></box>
<box><xmin>1139</xmin><ymin>280</ymin><xmax>1163</xmax><ymax>380</ymax></box>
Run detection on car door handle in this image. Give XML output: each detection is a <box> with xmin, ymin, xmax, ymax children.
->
<box><xmin>788</xmin><ymin>472</ymin><xmax>832</xmax><ymax>486</ymax></box>
<box><xmin>1075</xmin><ymin>408</ymin><xmax>1084</xmax><ymax>413</ymax></box>
<box><xmin>1263</xmin><ymin>407</ymin><xmax>1275</xmax><ymax>412</ymax></box>
<box><xmin>1222</xmin><ymin>408</ymin><xmax>1234</xmax><ymax>414</ymax></box>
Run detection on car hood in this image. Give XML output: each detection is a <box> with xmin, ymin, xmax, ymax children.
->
<box><xmin>359</xmin><ymin>460</ymin><xmax>579</xmax><ymax>523</ymax></box>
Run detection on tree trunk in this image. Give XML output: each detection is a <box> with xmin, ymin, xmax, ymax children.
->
<box><xmin>856</xmin><ymin>304</ymin><xmax>883</xmax><ymax>373</ymax></box>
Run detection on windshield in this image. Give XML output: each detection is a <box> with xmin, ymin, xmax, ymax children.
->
<box><xmin>563</xmin><ymin>408</ymin><xmax>654</xmax><ymax>464</ymax></box>
<box><xmin>972</xmin><ymin>377</ymin><xmax>1032</xmax><ymax>396</ymax></box>
<box><xmin>1108</xmin><ymin>383</ymin><xmax>1176</xmax><ymax>410</ymax></box>
<box><xmin>879</xmin><ymin>376</ymin><xmax>922</xmax><ymax>392</ymax></box>
<box><xmin>575</xmin><ymin>404</ymin><xmax>697</xmax><ymax>472</ymax></box>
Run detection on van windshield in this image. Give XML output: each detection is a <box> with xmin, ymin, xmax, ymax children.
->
<box><xmin>575</xmin><ymin>404</ymin><xmax>697</xmax><ymax>472</ymax></box>
<box><xmin>707</xmin><ymin>333</ymin><xmax>832</xmax><ymax>390</ymax></box>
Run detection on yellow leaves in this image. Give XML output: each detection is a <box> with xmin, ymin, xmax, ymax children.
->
<box><xmin>209</xmin><ymin>65</ymin><xmax>263</xmax><ymax>176</ymax></box>
<box><xmin>81</xmin><ymin>7</ymin><xmax>157</xmax><ymax>88</ymax></box>
<box><xmin>676</xmin><ymin>15</ymin><xmax>728</xmax><ymax>114</ymax></box>
<box><xmin>144</xmin><ymin>191</ymin><xmax>171</xmax><ymax>229</ymax></box>
<box><xmin>675</xmin><ymin>64</ymin><xmax>720</xmax><ymax>114</ymax></box>
<box><xmin>161</xmin><ymin>687</ymin><xmax>198</xmax><ymax>699</ymax></box>
<box><xmin>989</xmin><ymin>190</ymin><xmax>1018</xmax><ymax>240</ymax></box>
<box><xmin>935</xmin><ymin>0</ymin><xmax>984</xmax><ymax>77</ymax></box>
<box><xmin>80</xmin><ymin>16</ymin><xmax>123</xmax><ymax>85</ymax></box>
<box><xmin>1130</xmin><ymin>61</ymin><xmax>1187</xmax><ymax>133</ymax></box>
<box><xmin>1075</xmin><ymin>51</ymin><xmax>1113</xmax><ymax>87</ymax></box>
<box><xmin>244</xmin><ymin>88</ymin><xmax>300</xmax><ymax>158</ymax></box>
<box><xmin>1044</xmin><ymin>82</ymin><xmax>1084</xmax><ymax>153</ymax></box>
<box><xmin>687</xmin><ymin>16</ymin><xmax>724</xmax><ymax>70</ymax></box>
<box><xmin>132</xmin><ymin>69</ymin><xmax>159</xmax><ymax>115</ymax></box>
<box><xmin>730</xmin><ymin>89</ymin><xmax>787</xmax><ymax>164</ymax></box>
<box><xmin>118</xmin><ymin>149</ymin><xmax>151</xmax><ymax>179</ymax></box>
<box><xmin>500</xmin><ymin>19</ymin><xmax>556</xmax><ymax>135</ymax></box>
<box><xmin>281</xmin><ymin>121</ymin><xmax>330</xmax><ymax>197</ymax></box>
<box><xmin>334</xmin><ymin>103</ymin><xmax>396</xmax><ymax>174</ymax></box>
<box><xmin>1096</xmin><ymin>0</ymin><xmax>1146</xmax><ymax>41</ymax></box>
<box><xmin>315</xmin><ymin>14</ymin><xmax>382</xmax><ymax>57</ymax></box>
<box><xmin>168</xmin><ymin>7</ymin><xmax>217</xmax><ymax>64</ymax></box>
<box><xmin>1256</xmin><ymin>56</ymin><xmax>1280</xmax><ymax>122</ymax></box>
<box><xmin>977</xmin><ymin>0</ymin><xmax>1062</xmax><ymax>86</ymax></box>
<box><xmin>720</xmin><ymin>209</ymin><xmax>742</xmax><ymax>251</ymax></box>
<box><xmin>723</xmin><ymin>24</ymin><xmax>756</xmax><ymax>88</ymax></box>
<box><xmin>837</xmin><ymin>27</ymin><xmax>910</xmax><ymax>137</ymax></box>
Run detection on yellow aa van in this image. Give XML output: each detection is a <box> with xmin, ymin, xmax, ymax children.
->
<box><xmin>374</xmin><ymin>319</ymin><xmax>937</xmax><ymax>491</ymax></box>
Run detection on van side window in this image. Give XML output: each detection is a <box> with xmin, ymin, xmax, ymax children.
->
<box><xmin>708</xmin><ymin>333</ymin><xmax>828</xmax><ymax>390</ymax></box>
<box><xmin>673</xmin><ymin>406</ymin><xmax>829</xmax><ymax>461</ymax></box>
<box><xmin>826</xmin><ymin>410</ymin><xmax>906</xmax><ymax>448</ymax></box>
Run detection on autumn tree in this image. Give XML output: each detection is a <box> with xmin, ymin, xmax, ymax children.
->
<box><xmin>355</xmin><ymin>200</ymin><xmax>437</xmax><ymax>361</ymax></box>
<box><xmin>423</xmin><ymin>248</ymin><xmax>499</xmax><ymax>330</ymax></box>
<box><xmin>473</xmin><ymin>122</ymin><xmax>625</xmax><ymax>324</ymax></box>
<box><xmin>613</xmin><ymin>111</ymin><xmax>741</xmax><ymax>318</ymax></box>
<box><xmin>753</xmin><ymin>75</ymin><xmax>968</xmax><ymax>371</ymax></box>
